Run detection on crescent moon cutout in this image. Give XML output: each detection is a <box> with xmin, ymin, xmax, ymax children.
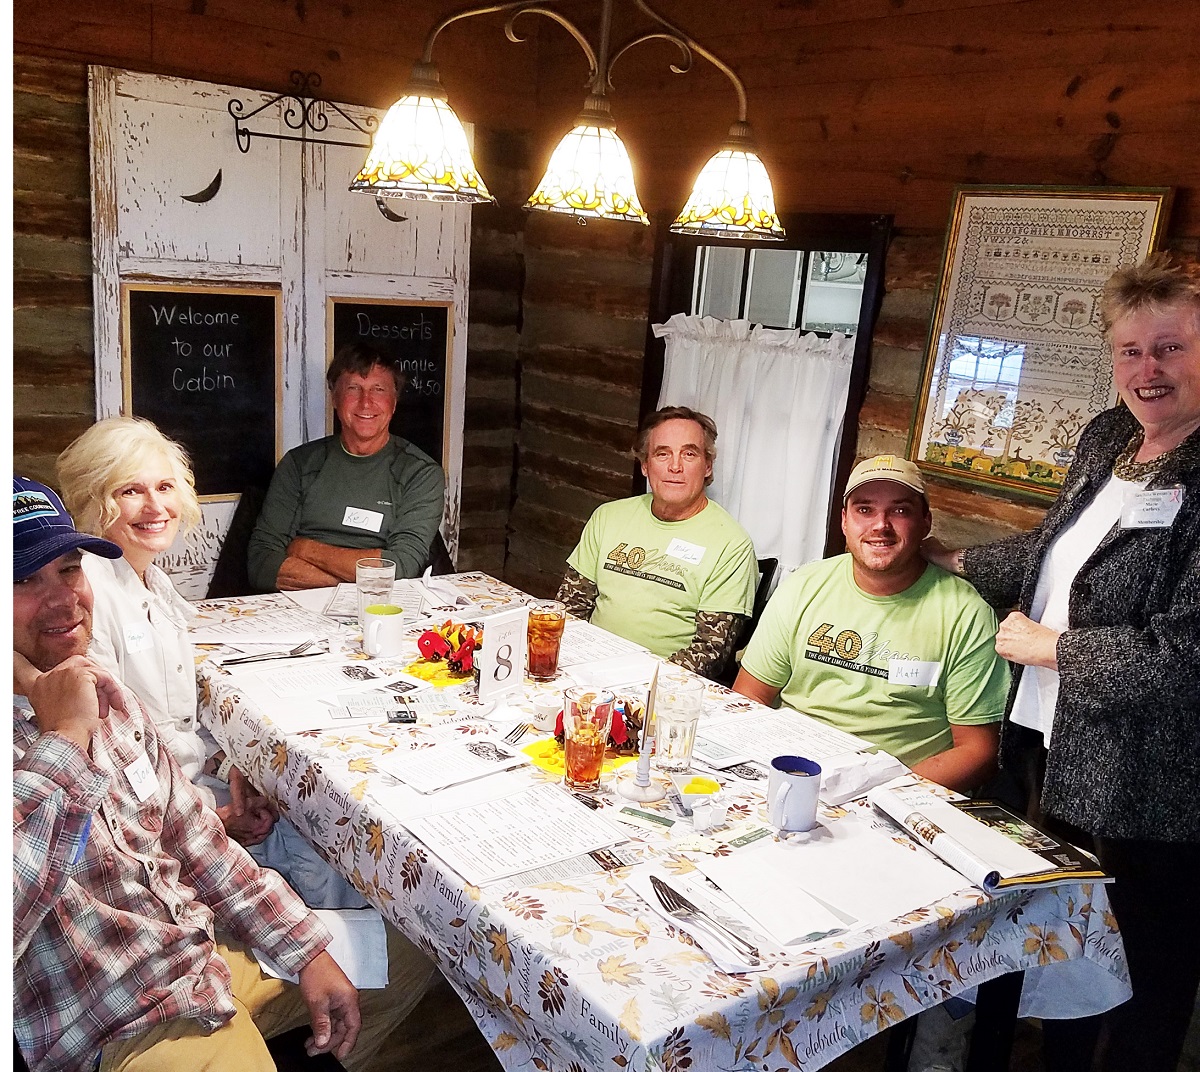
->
<box><xmin>376</xmin><ymin>196</ymin><xmax>408</xmax><ymax>223</ymax></box>
<box><xmin>182</xmin><ymin>170</ymin><xmax>223</xmax><ymax>203</ymax></box>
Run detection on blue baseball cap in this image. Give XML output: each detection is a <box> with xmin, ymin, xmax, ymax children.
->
<box><xmin>13</xmin><ymin>476</ymin><xmax>122</xmax><ymax>581</ymax></box>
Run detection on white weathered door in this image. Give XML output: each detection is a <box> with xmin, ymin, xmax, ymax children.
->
<box><xmin>90</xmin><ymin>66</ymin><xmax>469</xmax><ymax>596</ymax></box>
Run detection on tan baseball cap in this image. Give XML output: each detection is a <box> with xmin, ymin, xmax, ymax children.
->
<box><xmin>843</xmin><ymin>455</ymin><xmax>927</xmax><ymax>501</ymax></box>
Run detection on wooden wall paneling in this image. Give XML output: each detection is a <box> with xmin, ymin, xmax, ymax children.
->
<box><xmin>14</xmin><ymin>0</ymin><xmax>155</xmax><ymax>64</ymax></box>
<box><xmin>14</xmin><ymin>55</ymin><xmax>96</xmax><ymax>483</ymax></box>
<box><xmin>503</xmin><ymin>213</ymin><xmax>654</xmax><ymax>596</ymax></box>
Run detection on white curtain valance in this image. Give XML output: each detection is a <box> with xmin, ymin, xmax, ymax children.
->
<box><xmin>653</xmin><ymin>313</ymin><xmax>855</xmax><ymax>574</ymax></box>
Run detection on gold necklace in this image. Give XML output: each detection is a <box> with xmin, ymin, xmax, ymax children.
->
<box><xmin>1111</xmin><ymin>428</ymin><xmax>1179</xmax><ymax>481</ymax></box>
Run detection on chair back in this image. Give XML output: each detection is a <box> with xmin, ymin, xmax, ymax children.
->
<box><xmin>424</xmin><ymin>530</ymin><xmax>456</xmax><ymax>576</ymax></box>
<box><xmin>715</xmin><ymin>556</ymin><xmax>779</xmax><ymax>687</ymax></box>
<box><xmin>205</xmin><ymin>485</ymin><xmax>268</xmax><ymax>598</ymax></box>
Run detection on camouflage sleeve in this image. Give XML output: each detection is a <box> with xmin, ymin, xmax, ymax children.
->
<box><xmin>557</xmin><ymin>566</ymin><xmax>598</xmax><ymax>620</ymax></box>
<box><xmin>669</xmin><ymin>611</ymin><xmax>747</xmax><ymax>679</ymax></box>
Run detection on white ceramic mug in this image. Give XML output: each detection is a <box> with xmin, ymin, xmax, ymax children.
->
<box><xmin>363</xmin><ymin>603</ymin><xmax>405</xmax><ymax>658</ymax></box>
<box><xmin>766</xmin><ymin>755</ymin><xmax>822</xmax><ymax>832</ymax></box>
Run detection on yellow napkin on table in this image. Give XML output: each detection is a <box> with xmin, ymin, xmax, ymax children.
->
<box><xmin>522</xmin><ymin>738</ymin><xmax>637</xmax><ymax>777</ymax></box>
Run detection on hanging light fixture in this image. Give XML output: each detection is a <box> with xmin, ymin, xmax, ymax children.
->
<box><xmin>349</xmin><ymin>60</ymin><xmax>493</xmax><ymax>204</ymax></box>
<box><xmin>525</xmin><ymin>95</ymin><xmax>648</xmax><ymax>224</ymax></box>
<box><xmin>670</xmin><ymin>121</ymin><xmax>784</xmax><ymax>241</ymax></box>
<box><xmin>352</xmin><ymin>1</ymin><xmax>784</xmax><ymax>240</ymax></box>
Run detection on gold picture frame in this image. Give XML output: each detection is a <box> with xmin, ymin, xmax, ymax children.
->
<box><xmin>907</xmin><ymin>185</ymin><xmax>1172</xmax><ymax>500</ymax></box>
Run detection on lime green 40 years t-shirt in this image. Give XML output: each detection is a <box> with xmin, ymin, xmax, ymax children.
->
<box><xmin>740</xmin><ymin>555</ymin><xmax>1009</xmax><ymax>766</ymax></box>
<box><xmin>567</xmin><ymin>495</ymin><xmax>758</xmax><ymax>659</ymax></box>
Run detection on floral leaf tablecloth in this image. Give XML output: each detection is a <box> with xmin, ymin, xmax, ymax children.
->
<box><xmin>194</xmin><ymin>576</ymin><xmax>1130</xmax><ymax>1072</ymax></box>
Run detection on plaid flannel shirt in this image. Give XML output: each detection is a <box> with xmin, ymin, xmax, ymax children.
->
<box><xmin>13</xmin><ymin>687</ymin><xmax>331</xmax><ymax>1072</ymax></box>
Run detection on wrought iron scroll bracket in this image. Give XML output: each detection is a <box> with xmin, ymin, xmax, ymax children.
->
<box><xmin>229</xmin><ymin>71</ymin><xmax>379</xmax><ymax>154</ymax></box>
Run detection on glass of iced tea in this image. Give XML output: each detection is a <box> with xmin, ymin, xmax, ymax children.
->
<box><xmin>526</xmin><ymin>600</ymin><xmax>566</xmax><ymax>681</ymax></box>
<box><xmin>563</xmin><ymin>686</ymin><xmax>614</xmax><ymax>793</ymax></box>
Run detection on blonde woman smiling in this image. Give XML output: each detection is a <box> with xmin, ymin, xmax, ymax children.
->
<box><xmin>56</xmin><ymin>416</ymin><xmax>275</xmax><ymax>844</ymax></box>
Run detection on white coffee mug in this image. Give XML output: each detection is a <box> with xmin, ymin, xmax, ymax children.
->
<box><xmin>766</xmin><ymin>755</ymin><xmax>822</xmax><ymax>832</ymax></box>
<box><xmin>363</xmin><ymin>603</ymin><xmax>405</xmax><ymax>658</ymax></box>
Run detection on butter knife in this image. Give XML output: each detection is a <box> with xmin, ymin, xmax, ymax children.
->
<box><xmin>650</xmin><ymin>874</ymin><xmax>761</xmax><ymax>964</ymax></box>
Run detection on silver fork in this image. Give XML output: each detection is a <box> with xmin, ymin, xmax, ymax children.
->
<box><xmin>222</xmin><ymin>638</ymin><xmax>322</xmax><ymax>666</ymax></box>
<box><xmin>503</xmin><ymin>722</ymin><xmax>533</xmax><ymax>745</ymax></box>
<box><xmin>650</xmin><ymin>875</ymin><xmax>761</xmax><ymax>964</ymax></box>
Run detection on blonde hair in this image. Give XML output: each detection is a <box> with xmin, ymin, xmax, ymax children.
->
<box><xmin>56</xmin><ymin>417</ymin><xmax>202</xmax><ymax>538</ymax></box>
<box><xmin>1100</xmin><ymin>251</ymin><xmax>1200</xmax><ymax>335</ymax></box>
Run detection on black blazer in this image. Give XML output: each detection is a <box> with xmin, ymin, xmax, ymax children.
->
<box><xmin>964</xmin><ymin>406</ymin><xmax>1200</xmax><ymax>842</ymax></box>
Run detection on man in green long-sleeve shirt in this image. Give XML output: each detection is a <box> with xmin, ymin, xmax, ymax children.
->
<box><xmin>248</xmin><ymin>344</ymin><xmax>445</xmax><ymax>591</ymax></box>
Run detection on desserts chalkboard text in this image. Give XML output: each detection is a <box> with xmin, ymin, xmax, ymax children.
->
<box><xmin>329</xmin><ymin>298</ymin><xmax>451</xmax><ymax>467</ymax></box>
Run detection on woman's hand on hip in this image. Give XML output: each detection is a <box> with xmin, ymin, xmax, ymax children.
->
<box><xmin>995</xmin><ymin>611</ymin><xmax>1060</xmax><ymax>669</ymax></box>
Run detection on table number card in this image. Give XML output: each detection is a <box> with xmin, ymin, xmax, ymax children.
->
<box><xmin>476</xmin><ymin>605</ymin><xmax>529</xmax><ymax>706</ymax></box>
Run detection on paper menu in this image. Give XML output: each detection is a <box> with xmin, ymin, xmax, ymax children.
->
<box><xmin>189</xmin><ymin>604</ymin><xmax>336</xmax><ymax>645</ymax></box>
<box><xmin>323</xmin><ymin>581</ymin><xmax>444</xmax><ymax>621</ymax></box>
<box><xmin>230</xmin><ymin>659</ymin><xmax>412</xmax><ymax>700</ymax></box>
<box><xmin>557</xmin><ymin>620</ymin><xmax>648</xmax><ymax>667</ymax></box>
<box><xmin>698</xmin><ymin>709</ymin><xmax>871</xmax><ymax>764</ymax></box>
<box><xmin>378</xmin><ymin>739</ymin><xmax>531</xmax><ymax>794</ymax></box>
<box><xmin>402</xmin><ymin>782</ymin><xmax>628</xmax><ymax>887</ymax></box>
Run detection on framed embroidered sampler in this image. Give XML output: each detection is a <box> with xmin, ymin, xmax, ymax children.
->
<box><xmin>908</xmin><ymin>186</ymin><xmax>1171</xmax><ymax>500</ymax></box>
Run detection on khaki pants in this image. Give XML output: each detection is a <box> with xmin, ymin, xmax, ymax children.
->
<box><xmin>99</xmin><ymin>924</ymin><xmax>435</xmax><ymax>1072</ymax></box>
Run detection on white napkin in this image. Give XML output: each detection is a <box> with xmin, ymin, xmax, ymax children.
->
<box><xmin>695</xmin><ymin>843</ymin><xmax>851</xmax><ymax>946</ymax></box>
<box><xmin>626</xmin><ymin>864</ymin><xmax>774</xmax><ymax>974</ymax></box>
<box><xmin>567</xmin><ymin>653</ymin><xmax>660</xmax><ymax>690</ymax></box>
<box><xmin>253</xmin><ymin>908</ymin><xmax>389</xmax><ymax>987</ymax></box>
<box><xmin>819</xmin><ymin>750</ymin><xmax>909</xmax><ymax>806</ymax></box>
<box><xmin>700</xmin><ymin>813</ymin><xmax>967</xmax><ymax>936</ymax></box>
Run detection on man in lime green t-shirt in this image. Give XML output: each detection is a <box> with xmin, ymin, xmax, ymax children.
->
<box><xmin>558</xmin><ymin>407</ymin><xmax>758</xmax><ymax>678</ymax></box>
<box><xmin>735</xmin><ymin>455</ymin><xmax>1008</xmax><ymax>792</ymax></box>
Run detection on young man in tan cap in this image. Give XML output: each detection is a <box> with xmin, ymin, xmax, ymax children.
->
<box><xmin>734</xmin><ymin>455</ymin><xmax>1009</xmax><ymax>791</ymax></box>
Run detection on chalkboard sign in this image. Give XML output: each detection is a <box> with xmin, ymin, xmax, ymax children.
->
<box><xmin>122</xmin><ymin>284</ymin><xmax>280</xmax><ymax>498</ymax></box>
<box><xmin>328</xmin><ymin>298</ymin><xmax>451</xmax><ymax>467</ymax></box>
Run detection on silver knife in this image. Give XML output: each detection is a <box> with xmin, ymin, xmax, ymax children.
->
<box><xmin>650</xmin><ymin>874</ymin><xmax>761</xmax><ymax>964</ymax></box>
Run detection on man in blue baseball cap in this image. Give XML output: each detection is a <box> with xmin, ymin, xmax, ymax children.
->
<box><xmin>13</xmin><ymin>477</ymin><xmax>433</xmax><ymax>1072</ymax></box>
<box><xmin>13</xmin><ymin>475</ymin><xmax>123</xmax><ymax>579</ymax></box>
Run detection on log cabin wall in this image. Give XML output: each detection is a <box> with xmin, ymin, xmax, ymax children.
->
<box><xmin>12</xmin><ymin>1</ymin><xmax>540</xmax><ymax>573</ymax></box>
<box><xmin>14</xmin><ymin>0</ymin><xmax>1200</xmax><ymax>584</ymax></box>
<box><xmin>530</xmin><ymin>0</ymin><xmax>1200</xmax><ymax>563</ymax></box>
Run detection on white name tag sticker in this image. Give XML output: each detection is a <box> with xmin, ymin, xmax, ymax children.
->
<box><xmin>1121</xmin><ymin>487</ymin><xmax>1184</xmax><ymax>529</ymax></box>
<box><xmin>124</xmin><ymin>752</ymin><xmax>160</xmax><ymax>803</ymax></box>
<box><xmin>124</xmin><ymin>624</ymin><xmax>154</xmax><ymax>655</ymax></box>
<box><xmin>664</xmin><ymin>538</ymin><xmax>706</xmax><ymax>565</ymax></box>
<box><xmin>342</xmin><ymin>506</ymin><xmax>385</xmax><ymax>533</ymax></box>
<box><xmin>888</xmin><ymin>659</ymin><xmax>942</xmax><ymax>687</ymax></box>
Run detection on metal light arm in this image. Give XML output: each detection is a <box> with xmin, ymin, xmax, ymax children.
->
<box><xmin>630</xmin><ymin>0</ymin><xmax>748</xmax><ymax>123</ymax></box>
<box><xmin>416</xmin><ymin>0</ymin><xmax>748</xmax><ymax>118</ymax></box>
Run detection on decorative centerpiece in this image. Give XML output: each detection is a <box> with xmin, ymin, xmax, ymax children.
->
<box><xmin>406</xmin><ymin>620</ymin><xmax>482</xmax><ymax>685</ymax></box>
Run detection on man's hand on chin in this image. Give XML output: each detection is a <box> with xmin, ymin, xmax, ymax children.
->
<box><xmin>26</xmin><ymin>656</ymin><xmax>122</xmax><ymax>752</ymax></box>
